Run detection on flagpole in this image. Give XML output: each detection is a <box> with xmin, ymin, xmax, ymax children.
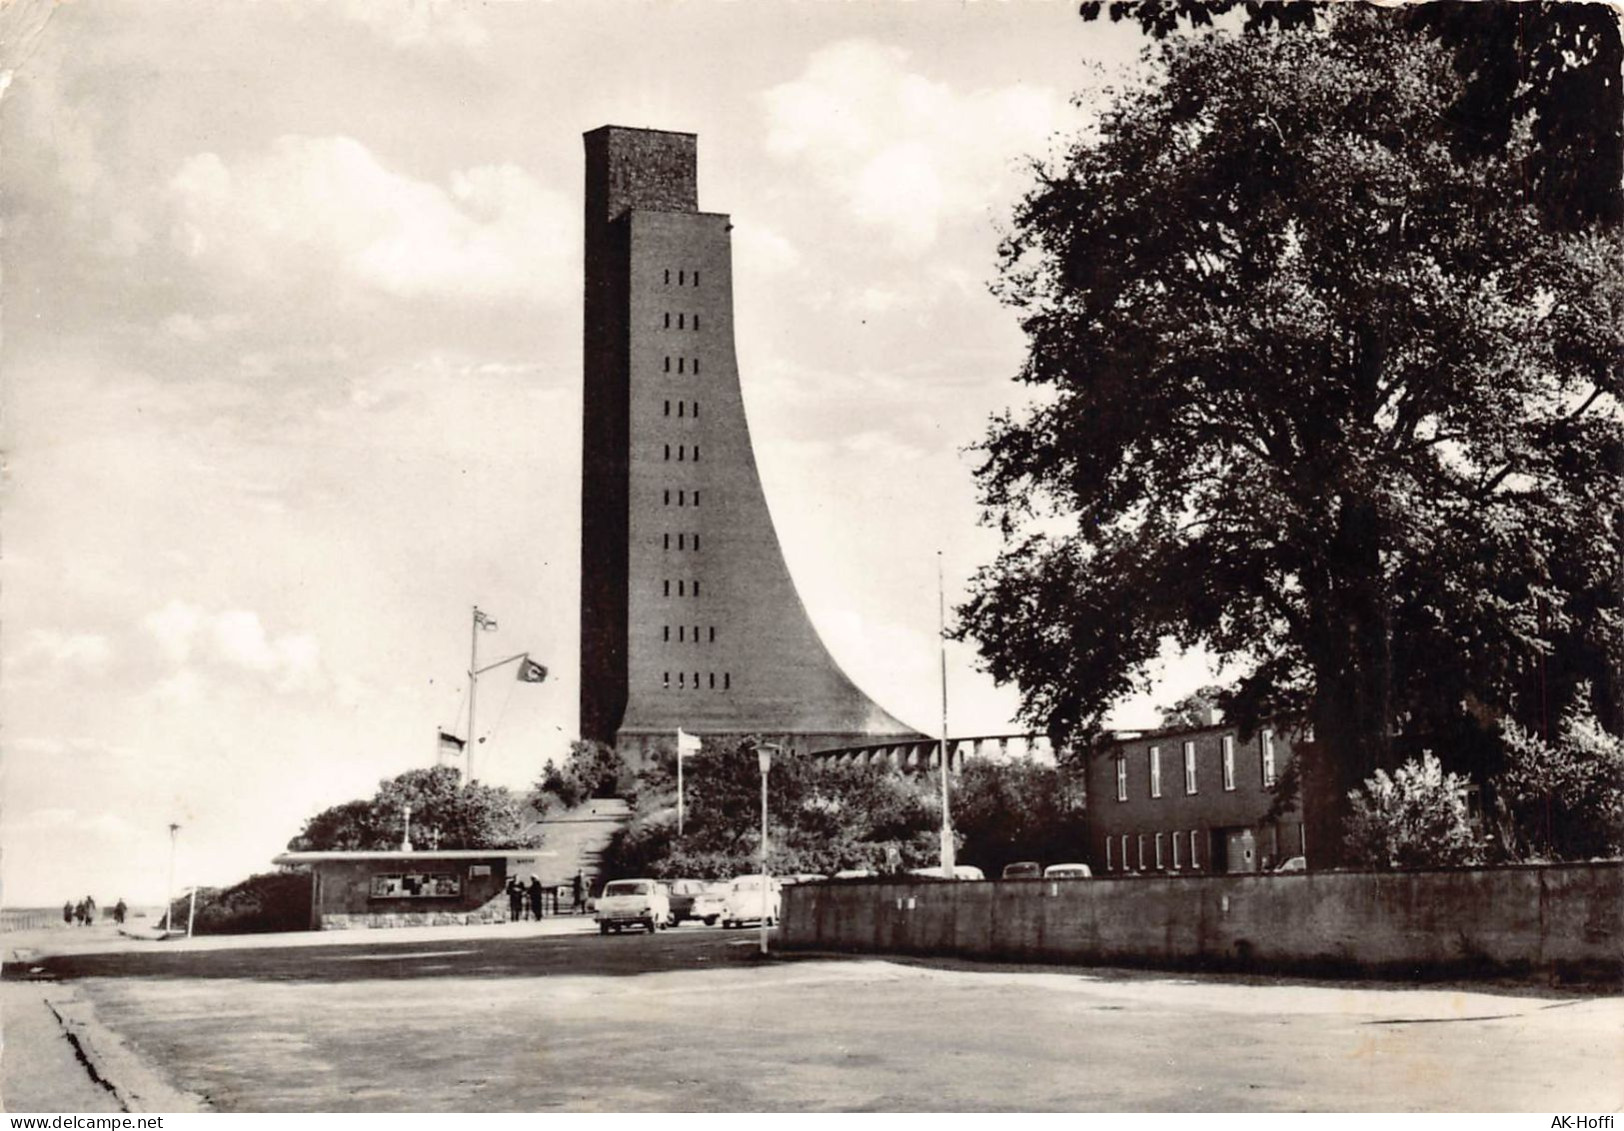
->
<box><xmin>677</xmin><ymin>738</ymin><xmax>685</xmax><ymax>837</ymax></box>
<box><xmin>938</xmin><ymin>551</ymin><xmax>954</xmax><ymax>874</ymax></box>
<box><xmin>468</xmin><ymin>605</ymin><xmax>480</xmax><ymax>783</ymax></box>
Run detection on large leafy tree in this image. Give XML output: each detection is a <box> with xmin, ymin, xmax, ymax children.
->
<box><xmin>287</xmin><ymin>766</ymin><xmax>541</xmax><ymax>851</ymax></box>
<box><xmin>1080</xmin><ymin>1</ymin><xmax>1624</xmax><ymax>231</ymax></box>
<box><xmin>959</xmin><ymin>10</ymin><xmax>1622</xmax><ymax>861</ymax></box>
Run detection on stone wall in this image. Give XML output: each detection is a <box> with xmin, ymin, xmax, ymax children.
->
<box><xmin>780</xmin><ymin>862</ymin><xmax>1623</xmax><ymax>982</ymax></box>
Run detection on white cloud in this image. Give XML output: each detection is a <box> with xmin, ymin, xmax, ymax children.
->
<box><xmin>168</xmin><ymin>135</ymin><xmax>575</xmax><ymax>304</ymax></box>
<box><xmin>5</xmin><ymin>629</ymin><xmax>114</xmax><ymax>669</ymax></box>
<box><xmin>764</xmin><ymin>40</ymin><xmax>1073</xmax><ymax>252</ymax></box>
<box><xmin>334</xmin><ymin>0</ymin><xmax>491</xmax><ymax>51</ymax></box>
<box><xmin>734</xmin><ymin>223</ymin><xmax>801</xmax><ymax>276</ymax></box>
<box><xmin>142</xmin><ymin>601</ymin><xmax>323</xmax><ymax>691</ymax></box>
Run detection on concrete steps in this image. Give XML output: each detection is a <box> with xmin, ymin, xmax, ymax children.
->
<box><xmin>524</xmin><ymin>798</ymin><xmax>632</xmax><ymax>891</ymax></box>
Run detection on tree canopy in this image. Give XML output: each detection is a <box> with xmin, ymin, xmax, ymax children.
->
<box><xmin>287</xmin><ymin>766</ymin><xmax>541</xmax><ymax>852</ymax></box>
<box><xmin>959</xmin><ymin>10</ymin><xmax>1622</xmax><ymax>858</ymax></box>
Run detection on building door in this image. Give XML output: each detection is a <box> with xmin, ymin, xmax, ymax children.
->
<box><xmin>1223</xmin><ymin>828</ymin><xmax>1258</xmax><ymax>874</ymax></box>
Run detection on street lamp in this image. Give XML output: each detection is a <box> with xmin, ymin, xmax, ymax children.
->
<box><xmin>164</xmin><ymin>823</ymin><xmax>180</xmax><ymax>935</ymax></box>
<box><xmin>757</xmin><ymin>742</ymin><xmax>780</xmax><ymax>956</ymax></box>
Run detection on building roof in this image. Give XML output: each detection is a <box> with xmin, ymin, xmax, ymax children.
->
<box><xmin>273</xmin><ymin>849</ymin><xmax>556</xmax><ymax>865</ymax></box>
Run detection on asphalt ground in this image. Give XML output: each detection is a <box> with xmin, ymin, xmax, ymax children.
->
<box><xmin>4</xmin><ymin>921</ymin><xmax>1620</xmax><ymax>1112</ymax></box>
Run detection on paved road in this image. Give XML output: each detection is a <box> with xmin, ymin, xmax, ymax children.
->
<box><xmin>6</xmin><ymin>923</ymin><xmax>1620</xmax><ymax>1111</ymax></box>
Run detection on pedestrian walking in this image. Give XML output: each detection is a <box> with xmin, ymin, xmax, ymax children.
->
<box><xmin>63</xmin><ymin>901</ymin><xmax>74</xmax><ymax>926</ymax></box>
<box><xmin>506</xmin><ymin>878</ymin><xmax>523</xmax><ymax>922</ymax></box>
<box><xmin>571</xmin><ymin>871</ymin><xmax>585</xmax><ymax>914</ymax></box>
<box><xmin>84</xmin><ymin>896</ymin><xmax>97</xmax><ymax>925</ymax></box>
<box><xmin>527</xmin><ymin>875</ymin><xmax>543</xmax><ymax>922</ymax></box>
<box><xmin>113</xmin><ymin>898</ymin><xmax>128</xmax><ymax>926</ymax></box>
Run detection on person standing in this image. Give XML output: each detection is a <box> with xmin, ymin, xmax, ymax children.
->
<box><xmin>526</xmin><ymin>875</ymin><xmax>543</xmax><ymax>921</ymax></box>
<box><xmin>62</xmin><ymin>901</ymin><xmax>74</xmax><ymax>926</ymax></box>
<box><xmin>506</xmin><ymin>878</ymin><xmax>523</xmax><ymax>923</ymax></box>
<box><xmin>84</xmin><ymin>896</ymin><xmax>97</xmax><ymax>925</ymax></box>
<box><xmin>571</xmin><ymin>871</ymin><xmax>585</xmax><ymax>914</ymax></box>
<box><xmin>113</xmin><ymin>898</ymin><xmax>127</xmax><ymax>926</ymax></box>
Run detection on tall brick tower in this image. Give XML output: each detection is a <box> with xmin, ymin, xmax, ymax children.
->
<box><xmin>580</xmin><ymin>125</ymin><xmax>924</xmax><ymax>761</ymax></box>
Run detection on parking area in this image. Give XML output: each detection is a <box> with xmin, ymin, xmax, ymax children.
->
<box><xmin>6</xmin><ymin>923</ymin><xmax>1620</xmax><ymax>1111</ymax></box>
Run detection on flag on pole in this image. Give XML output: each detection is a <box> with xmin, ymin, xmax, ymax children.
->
<box><xmin>677</xmin><ymin>728</ymin><xmax>701</xmax><ymax>757</ymax></box>
<box><xmin>474</xmin><ymin>609</ymin><xmax>498</xmax><ymax>631</ymax></box>
<box><xmin>517</xmin><ymin>658</ymin><xmax>548</xmax><ymax>683</ymax></box>
<box><xmin>437</xmin><ymin>731</ymin><xmax>466</xmax><ymax>764</ymax></box>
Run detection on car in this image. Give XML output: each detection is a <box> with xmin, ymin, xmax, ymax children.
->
<box><xmin>690</xmin><ymin>882</ymin><xmax>727</xmax><ymax>926</ymax></box>
<box><xmin>594</xmin><ymin>879</ymin><xmax>670</xmax><ymax>934</ymax></box>
<box><xmin>720</xmin><ymin>875</ymin><xmax>781</xmax><ymax>928</ymax></box>
<box><xmin>1043</xmin><ymin>863</ymin><xmax>1093</xmax><ymax>879</ymax></box>
<box><xmin>1273</xmin><ymin>856</ymin><xmax>1308</xmax><ymax>873</ymax></box>
<box><xmin>1001</xmin><ymin>861</ymin><xmax>1043</xmax><ymax>880</ymax></box>
<box><xmin>666</xmin><ymin>879</ymin><xmax>709</xmax><ymax>924</ymax></box>
<box><xmin>831</xmin><ymin>868</ymin><xmax>874</xmax><ymax>880</ymax></box>
<box><xmin>779</xmin><ymin>873</ymin><xmax>827</xmax><ymax>886</ymax></box>
<box><xmin>907</xmin><ymin>865</ymin><xmax>986</xmax><ymax>881</ymax></box>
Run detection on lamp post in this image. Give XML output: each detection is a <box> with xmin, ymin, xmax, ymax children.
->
<box><xmin>164</xmin><ymin>823</ymin><xmax>180</xmax><ymax>935</ymax></box>
<box><xmin>757</xmin><ymin>742</ymin><xmax>779</xmax><ymax>956</ymax></box>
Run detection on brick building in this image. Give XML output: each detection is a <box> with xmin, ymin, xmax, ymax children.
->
<box><xmin>1084</xmin><ymin>722</ymin><xmax>1307</xmax><ymax>875</ymax></box>
<box><xmin>579</xmin><ymin>126</ymin><xmax>924</xmax><ymax>762</ymax></box>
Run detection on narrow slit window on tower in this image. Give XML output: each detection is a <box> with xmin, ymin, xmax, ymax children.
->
<box><xmin>664</xmin><ymin>356</ymin><xmax>670</xmax><ymax>373</ymax></box>
<box><xmin>724</xmin><ymin>672</ymin><xmax>731</xmax><ymax>690</ymax></box>
<box><xmin>679</xmin><ymin>626</ymin><xmax>685</xmax><ymax>642</ymax></box>
<box><xmin>693</xmin><ymin>491</ymin><xmax>701</xmax><ymax>507</ymax></box>
<box><xmin>678</xmin><ymin>401</ymin><xmax>685</xmax><ymax>418</ymax></box>
<box><xmin>663</xmin><ymin>671</ymin><xmax>670</xmax><ymax>689</ymax></box>
<box><xmin>692</xmin><ymin>624</ymin><xmax>699</xmax><ymax>643</ymax></box>
<box><xmin>694</xmin><ymin>445</ymin><xmax>700</xmax><ymax>462</ymax></box>
<box><xmin>678</xmin><ymin>357</ymin><xmax>685</xmax><ymax>374</ymax></box>
<box><xmin>693</xmin><ymin>270</ymin><xmax>700</xmax><ymax>287</ymax></box>
<box><xmin>664</xmin><ymin>312</ymin><xmax>670</xmax><ymax>329</ymax></box>
<box><xmin>693</xmin><ymin>358</ymin><xmax>701</xmax><ymax>376</ymax></box>
<box><xmin>693</xmin><ymin>402</ymin><xmax>700</xmax><ymax>418</ymax></box>
<box><xmin>663</xmin><ymin>533</ymin><xmax>670</xmax><ymax>550</ymax></box>
<box><xmin>693</xmin><ymin>580</ymin><xmax>700</xmax><ymax>597</ymax></box>
<box><xmin>663</xmin><ymin>579</ymin><xmax>670</xmax><ymax>597</ymax></box>
<box><xmin>678</xmin><ymin>490</ymin><xmax>686</xmax><ymax>506</ymax></box>
<box><xmin>677</xmin><ymin>533</ymin><xmax>685</xmax><ymax>550</ymax></box>
<box><xmin>664</xmin><ymin>444</ymin><xmax>670</xmax><ymax>461</ymax></box>
<box><xmin>679</xmin><ymin>672</ymin><xmax>686</xmax><ymax>689</ymax></box>
<box><xmin>664</xmin><ymin>269</ymin><xmax>670</xmax><ymax>285</ymax></box>
<box><xmin>663</xmin><ymin>489</ymin><xmax>670</xmax><ymax>506</ymax></box>
<box><xmin>678</xmin><ymin>580</ymin><xmax>685</xmax><ymax>596</ymax></box>
<box><xmin>709</xmin><ymin>673</ymin><xmax>715</xmax><ymax>689</ymax></box>
<box><xmin>694</xmin><ymin>534</ymin><xmax>701</xmax><ymax>551</ymax></box>
<box><xmin>678</xmin><ymin>269</ymin><xmax>685</xmax><ymax>285</ymax></box>
<box><xmin>709</xmin><ymin>626</ymin><xmax>715</xmax><ymax>642</ymax></box>
<box><xmin>678</xmin><ymin>313</ymin><xmax>685</xmax><ymax>329</ymax></box>
<box><xmin>692</xmin><ymin>671</ymin><xmax>699</xmax><ymax>689</ymax></box>
<box><xmin>663</xmin><ymin>625</ymin><xmax>669</xmax><ymax>642</ymax></box>
<box><xmin>677</xmin><ymin>445</ymin><xmax>684</xmax><ymax>462</ymax></box>
<box><xmin>664</xmin><ymin>400</ymin><xmax>670</xmax><ymax>417</ymax></box>
<box><xmin>694</xmin><ymin>314</ymin><xmax>701</xmax><ymax>331</ymax></box>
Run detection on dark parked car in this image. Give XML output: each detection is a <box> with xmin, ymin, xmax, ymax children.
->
<box><xmin>1001</xmin><ymin>861</ymin><xmax>1042</xmax><ymax>880</ymax></box>
<box><xmin>666</xmin><ymin>879</ymin><xmax>708</xmax><ymax>924</ymax></box>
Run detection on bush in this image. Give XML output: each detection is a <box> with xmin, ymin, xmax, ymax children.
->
<box><xmin>1343</xmin><ymin>753</ymin><xmax>1485</xmax><ymax>869</ymax></box>
<box><xmin>164</xmin><ymin>871</ymin><xmax>313</xmax><ymax>935</ymax></box>
<box><xmin>1494</xmin><ymin>702</ymin><xmax>1624</xmax><ymax>860</ymax></box>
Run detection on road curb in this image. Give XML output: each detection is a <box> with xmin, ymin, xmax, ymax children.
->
<box><xmin>40</xmin><ymin>986</ymin><xmax>210</xmax><ymax>1113</ymax></box>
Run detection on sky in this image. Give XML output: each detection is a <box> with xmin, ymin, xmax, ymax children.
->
<box><xmin>0</xmin><ymin>0</ymin><xmax>1221</xmax><ymax>906</ymax></box>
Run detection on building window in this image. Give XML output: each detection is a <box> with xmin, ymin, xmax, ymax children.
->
<box><xmin>1137</xmin><ymin>835</ymin><xmax>1146</xmax><ymax>871</ymax></box>
<box><xmin>664</xmin><ymin>312</ymin><xmax>670</xmax><ymax>329</ymax></box>
<box><xmin>693</xmin><ymin>580</ymin><xmax>701</xmax><ymax>597</ymax></box>
<box><xmin>662</xmin><ymin>625</ymin><xmax>669</xmax><ymax>642</ymax></box>
<box><xmin>676</xmin><ymin>401</ymin><xmax>683</xmax><ymax>418</ymax></box>
<box><xmin>1155</xmin><ymin>833</ymin><xmax>1164</xmax><ymax>870</ymax></box>
<box><xmin>664</xmin><ymin>533</ymin><xmax>670</xmax><ymax>550</ymax></box>
<box><xmin>692</xmin><ymin>625</ymin><xmax>699</xmax><ymax>644</ymax></box>
<box><xmin>724</xmin><ymin>672</ymin><xmax>731</xmax><ymax>690</ymax></box>
<box><xmin>678</xmin><ymin>672</ymin><xmax>685</xmax><ymax>688</ymax></box>
<box><xmin>1172</xmin><ymin>832</ymin><xmax>1181</xmax><ymax>869</ymax></box>
<box><xmin>709</xmin><ymin>672</ymin><xmax>715</xmax><ymax>689</ymax></box>
<box><xmin>693</xmin><ymin>491</ymin><xmax>701</xmax><ymax>507</ymax></box>
<box><xmin>1262</xmin><ymin>729</ymin><xmax>1277</xmax><ymax>787</ymax></box>
<box><xmin>694</xmin><ymin>358</ymin><xmax>701</xmax><ymax>376</ymax></box>
<box><xmin>679</xmin><ymin>626</ymin><xmax>687</xmax><ymax>642</ymax></box>
<box><xmin>678</xmin><ymin>580</ymin><xmax>685</xmax><ymax>596</ymax></box>
<box><xmin>1115</xmin><ymin>756</ymin><xmax>1127</xmax><ymax>801</ymax></box>
<box><xmin>709</xmin><ymin>626</ymin><xmax>715</xmax><ymax>642</ymax></box>
<box><xmin>664</xmin><ymin>400</ymin><xmax>670</xmax><ymax>417</ymax></box>
<box><xmin>663</xmin><ymin>489</ymin><xmax>670</xmax><ymax>506</ymax></box>
<box><xmin>1149</xmin><ymin>746</ymin><xmax>1161</xmax><ymax>798</ymax></box>
<box><xmin>663</xmin><ymin>580</ymin><xmax>670</xmax><ymax>597</ymax></box>
<box><xmin>692</xmin><ymin>671</ymin><xmax>699</xmax><ymax>689</ymax></box>
<box><xmin>1189</xmin><ymin>831</ymin><xmax>1200</xmax><ymax>869</ymax></box>
<box><xmin>694</xmin><ymin>444</ymin><xmax>700</xmax><ymax>462</ymax></box>
<box><xmin>1184</xmin><ymin>741</ymin><xmax>1197</xmax><ymax>795</ymax></box>
<box><xmin>664</xmin><ymin>444</ymin><xmax>670</xmax><ymax>461</ymax></box>
<box><xmin>693</xmin><ymin>271</ymin><xmax>700</xmax><ymax>286</ymax></box>
<box><xmin>694</xmin><ymin>314</ymin><xmax>701</xmax><ymax>331</ymax></box>
<box><xmin>694</xmin><ymin>534</ymin><xmax>701</xmax><ymax>551</ymax></box>
<box><xmin>664</xmin><ymin>269</ymin><xmax>671</xmax><ymax>285</ymax></box>
<box><xmin>693</xmin><ymin>402</ymin><xmax>700</xmax><ymax>418</ymax></box>
<box><xmin>1105</xmin><ymin>837</ymin><xmax>1113</xmax><ymax>872</ymax></box>
<box><xmin>1223</xmin><ymin>735</ymin><xmax>1236</xmax><ymax>791</ymax></box>
<box><xmin>663</xmin><ymin>671</ymin><xmax>670</xmax><ymax>689</ymax></box>
<box><xmin>678</xmin><ymin>533</ymin><xmax>685</xmax><ymax>550</ymax></box>
<box><xmin>678</xmin><ymin>313</ymin><xmax>685</xmax><ymax>329</ymax></box>
<box><xmin>677</xmin><ymin>445</ymin><xmax>684</xmax><ymax>462</ymax></box>
<box><xmin>679</xmin><ymin>490</ymin><xmax>686</xmax><ymax>505</ymax></box>
<box><xmin>664</xmin><ymin>356</ymin><xmax>670</xmax><ymax>373</ymax></box>
<box><xmin>1121</xmin><ymin>835</ymin><xmax>1130</xmax><ymax>869</ymax></box>
<box><xmin>678</xmin><ymin>357</ymin><xmax>685</xmax><ymax>374</ymax></box>
<box><xmin>677</xmin><ymin>269</ymin><xmax>684</xmax><ymax>285</ymax></box>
